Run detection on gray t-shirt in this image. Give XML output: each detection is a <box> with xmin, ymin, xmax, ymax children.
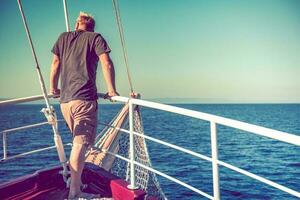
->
<box><xmin>52</xmin><ymin>30</ymin><xmax>111</xmax><ymax>103</ymax></box>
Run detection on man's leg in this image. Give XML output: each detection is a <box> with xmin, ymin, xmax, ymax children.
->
<box><xmin>68</xmin><ymin>142</ymin><xmax>88</xmax><ymax>199</ymax></box>
<box><xmin>68</xmin><ymin>100</ymin><xmax>98</xmax><ymax>198</ymax></box>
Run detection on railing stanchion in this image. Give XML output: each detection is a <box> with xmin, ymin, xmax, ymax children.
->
<box><xmin>128</xmin><ymin>100</ymin><xmax>137</xmax><ymax>189</ymax></box>
<box><xmin>211</xmin><ymin>122</ymin><xmax>220</xmax><ymax>200</ymax></box>
<box><xmin>3</xmin><ymin>132</ymin><xmax>7</xmax><ymax>160</ymax></box>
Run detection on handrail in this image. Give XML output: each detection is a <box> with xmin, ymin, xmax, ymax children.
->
<box><xmin>2</xmin><ymin>94</ymin><xmax>298</xmax><ymax>145</ymax></box>
<box><xmin>1</xmin><ymin>120</ymin><xmax>64</xmax><ymax>134</ymax></box>
<box><xmin>126</xmin><ymin>98</ymin><xmax>300</xmax><ymax>199</ymax></box>
<box><xmin>217</xmin><ymin>160</ymin><xmax>300</xmax><ymax>197</ymax></box>
<box><xmin>99</xmin><ymin>121</ymin><xmax>300</xmax><ymax>198</ymax></box>
<box><xmin>130</xmin><ymin>98</ymin><xmax>300</xmax><ymax>147</ymax></box>
<box><xmin>2</xmin><ymin>121</ymin><xmax>49</xmax><ymax>134</ymax></box>
<box><xmin>0</xmin><ymin>93</ymin><xmax>126</xmax><ymax>106</ymax></box>
<box><xmin>1</xmin><ymin>119</ymin><xmax>65</xmax><ymax>161</ymax></box>
<box><xmin>0</xmin><ymin>94</ymin><xmax>55</xmax><ymax>106</ymax></box>
<box><xmin>1</xmin><ymin>94</ymin><xmax>299</xmax><ymax>199</ymax></box>
<box><xmin>0</xmin><ymin>143</ymin><xmax>72</xmax><ymax>162</ymax></box>
<box><xmin>1</xmin><ymin>121</ymin><xmax>49</xmax><ymax>160</ymax></box>
<box><xmin>98</xmin><ymin>122</ymin><xmax>212</xmax><ymax>162</ymax></box>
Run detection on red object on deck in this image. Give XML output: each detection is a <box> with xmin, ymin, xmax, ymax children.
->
<box><xmin>111</xmin><ymin>179</ymin><xmax>145</xmax><ymax>200</ymax></box>
<box><xmin>0</xmin><ymin>163</ymin><xmax>146</xmax><ymax>200</ymax></box>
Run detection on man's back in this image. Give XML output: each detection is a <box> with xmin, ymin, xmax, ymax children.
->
<box><xmin>50</xmin><ymin>12</ymin><xmax>118</xmax><ymax>199</ymax></box>
<box><xmin>52</xmin><ymin>30</ymin><xmax>110</xmax><ymax>103</ymax></box>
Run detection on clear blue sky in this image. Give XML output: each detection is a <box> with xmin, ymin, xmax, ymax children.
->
<box><xmin>0</xmin><ymin>0</ymin><xmax>299</xmax><ymax>103</ymax></box>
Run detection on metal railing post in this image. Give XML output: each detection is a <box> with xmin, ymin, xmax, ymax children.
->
<box><xmin>3</xmin><ymin>132</ymin><xmax>7</xmax><ymax>160</ymax></box>
<box><xmin>127</xmin><ymin>100</ymin><xmax>138</xmax><ymax>189</ymax></box>
<box><xmin>211</xmin><ymin>122</ymin><xmax>220</xmax><ymax>200</ymax></box>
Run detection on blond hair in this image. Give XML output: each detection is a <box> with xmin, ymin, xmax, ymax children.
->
<box><xmin>77</xmin><ymin>11</ymin><xmax>95</xmax><ymax>32</ymax></box>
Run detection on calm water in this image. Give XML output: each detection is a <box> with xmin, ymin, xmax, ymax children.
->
<box><xmin>0</xmin><ymin>103</ymin><xmax>299</xmax><ymax>199</ymax></box>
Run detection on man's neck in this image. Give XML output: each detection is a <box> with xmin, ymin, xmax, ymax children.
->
<box><xmin>77</xmin><ymin>28</ymin><xmax>86</xmax><ymax>31</ymax></box>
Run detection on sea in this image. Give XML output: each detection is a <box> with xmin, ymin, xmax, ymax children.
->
<box><xmin>0</xmin><ymin>103</ymin><xmax>299</xmax><ymax>200</ymax></box>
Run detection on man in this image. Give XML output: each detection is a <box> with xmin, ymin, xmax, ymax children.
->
<box><xmin>50</xmin><ymin>12</ymin><xmax>118</xmax><ymax>199</ymax></box>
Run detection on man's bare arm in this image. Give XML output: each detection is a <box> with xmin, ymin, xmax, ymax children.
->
<box><xmin>50</xmin><ymin>54</ymin><xmax>61</xmax><ymax>95</ymax></box>
<box><xmin>99</xmin><ymin>53</ymin><xmax>118</xmax><ymax>96</ymax></box>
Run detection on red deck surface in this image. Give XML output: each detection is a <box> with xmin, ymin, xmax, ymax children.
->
<box><xmin>0</xmin><ymin>163</ymin><xmax>146</xmax><ymax>200</ymax></box>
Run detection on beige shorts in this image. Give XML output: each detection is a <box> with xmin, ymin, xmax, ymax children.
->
<box><xmin>60</xmin><ymin>100</ymin><xmax>98</xmax><ymax>146</ymax></box>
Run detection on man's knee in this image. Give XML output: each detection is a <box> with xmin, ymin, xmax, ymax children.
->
<box><xmin>70</xmin><ymin>142</ymin><xmax>88</xmax><ymax>162</ymax></box>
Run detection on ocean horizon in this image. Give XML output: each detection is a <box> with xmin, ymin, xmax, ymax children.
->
<box><xmin>1</xmin><ymin>97</ymin><xmax>300</xmax><ymax>105</ymax></box>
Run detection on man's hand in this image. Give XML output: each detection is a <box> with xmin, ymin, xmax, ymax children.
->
<box><xmin>104</xmin><ymin>91</ymin><xmax>119</xmax><ymax>102</ymax></box>
<box><xmin>50</xmin><ymin>88</ymin><xmax>60</xmax><ymax>98</ymax></box>
<box><xmin>130</xmin><ymin>92</ymin><xmax>139</xmax><ymax>98</ymax></box>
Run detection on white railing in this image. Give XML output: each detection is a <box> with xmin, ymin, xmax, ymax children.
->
<box><xmin>1</xmin><ymin>94</ymin><xmax>300</xmax><ymax>199</ymax></box>
<box><xmin>107</xmin><ymin>95</ymin><xmax>300</xmax><ymax>199</ymax></box>
<box><xmin>0</xmin><ymin>119</ymin><xmax>68</xmax><ymax>162</ymax></box>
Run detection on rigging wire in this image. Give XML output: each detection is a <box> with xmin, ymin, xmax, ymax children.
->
<box><xmin>63</xmin><ymin>0</ymin><xmax>71</xmax><ymax>32</ymax></box>
<box><xmin>112</xmin><ymin>0</ymin><xmax>134</xmax><ymax>93</ymax></box>
<box><xmin>17</xmin><ymin>0</ymin><xmax>69</xmax><ymax>183</ymax></box>
<box><xmin>17</xmin><ymin>0</ymin><xmax>51</xmax><ymax>109</ymax></box>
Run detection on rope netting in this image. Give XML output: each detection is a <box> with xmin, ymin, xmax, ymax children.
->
<box><xmin>86</xmin><ymin>104</ymin><xmax>166</xmax><ymax>199</ymax></box>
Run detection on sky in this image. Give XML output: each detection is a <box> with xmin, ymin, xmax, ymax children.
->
<box><xmin>0</xmin><ymin>0</ymin><xmax>299</xmax><ymax>103</ymax></box>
